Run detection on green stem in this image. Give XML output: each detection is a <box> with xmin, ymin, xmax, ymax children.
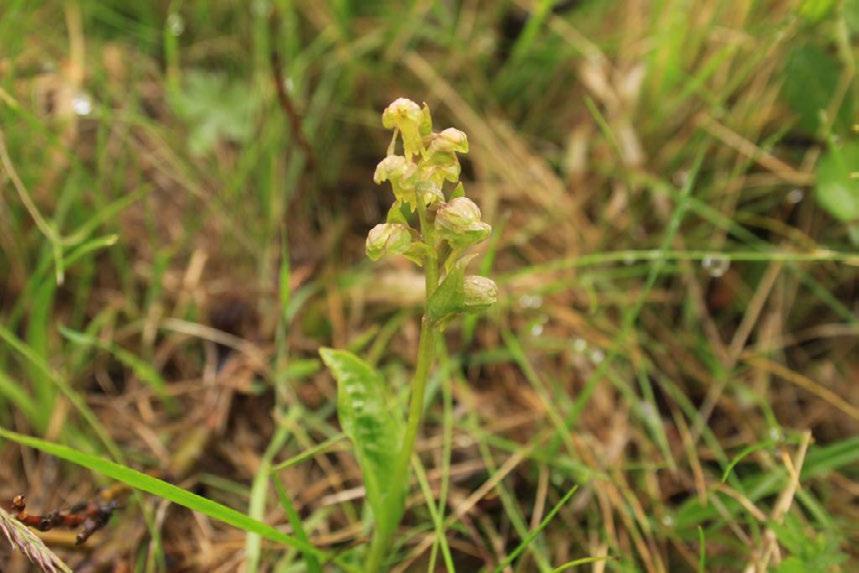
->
<box><xmin>365</xmin><ymin>201</ymin><xmax>439</xmax><ymax>572</ymax></box>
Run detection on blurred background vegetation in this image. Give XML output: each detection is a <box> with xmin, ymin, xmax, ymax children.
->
<box><xmin>0</xmin><ymin>0</ymin><xmax>857</xmax><ymax>571</ymax></box>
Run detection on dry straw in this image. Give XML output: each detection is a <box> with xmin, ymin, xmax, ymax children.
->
<box><xmin>0</xmin><ymin>504</ymin><xmax>72</xmax><ymax>573</ymax></box>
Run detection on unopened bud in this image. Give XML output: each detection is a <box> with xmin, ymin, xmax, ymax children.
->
<box><xmin>429</xmin><ymin>128</ymin><xmax>468</xmax><ymax>154</ymax></box>
<box><xmin>366</xmin><ymin>223</ymin><xmax>412</xmax><ymax>261</ymax></box>
<box><xmin>435</xmin><ymin>197</ymin><xmax>491</xmax><ymax>245</ymax></box>
<box><xmin>463</xmin><ymin>276</ymin><xmax>497</xmax><ymax>309</ymax></box>
<box><xmin>374</xmin><ymin>155</ymin><xmax>414</xmax><ymax>185</ymax></box>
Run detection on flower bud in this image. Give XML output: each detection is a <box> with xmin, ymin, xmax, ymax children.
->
<box><xmin>373</xmin><ymin>155</ymin><xmax>414</xmax><ymax>185</ymax></box>
<box><xmin>463</xmin><ymin>275</ymin><xmax>497</xmax><ymax>310</ymax></box>
<box><xmin>429</xmin><ymin>128</ymin><xmax>469</xmax><ymax>154</ymax></box>
<box><xmin>365</xmin><ymin>223</ymin><xmax>412</xmax><ymax>261</ymax></box>
<box><xmin>435</xmin><ymin>197</ymin><xmax>491</xmax><ymax>245</ymax></box>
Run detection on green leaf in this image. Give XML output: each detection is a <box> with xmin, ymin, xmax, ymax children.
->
<box><xmin>385</xmin><ymin>201</ymin><xmax>412</xmax><ymax>225</ymax></box>
<box><xmin>318</xmin><ymin>348</ymin><xmax>405</xmax><ymax>536</ymax></box>
<box><xmin>273</xmin><ymin>476</ymin><xmax>322</xmax><ymax>573</ymax></box>
<box><xmin>0</xmin><ymin>426</ymin><xmax>327</xmax><ymax>561</ymax></box>
<box><xmin>169</xmin><ymin>71</ymin><xmax>260</xmax><ymax>156</ymax></box>
<box><xmin>847</xmin><ymin>0</ymin><xmax>859</xmax><ymax>33</ymax></box>
<box><xmin>815</xmin><ymin>140</ymin><xmax>859</xmax><ymax>229</ymax></box>
<box><xmin>781</xmin><ymin>43</ymin><xmax>852</xmax><ymax>134</ymax></box>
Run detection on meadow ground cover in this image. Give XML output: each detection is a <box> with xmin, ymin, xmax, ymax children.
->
<box><xmin>0</xmin><ymin>1</ymin><xmax>858</xmax><ymax>571</ymax></box>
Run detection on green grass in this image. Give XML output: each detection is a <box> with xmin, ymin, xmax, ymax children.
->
<box><xmin>0</xmin><ymin>0</ymin><xmax>857</xmax><ymax>571</ymax></box>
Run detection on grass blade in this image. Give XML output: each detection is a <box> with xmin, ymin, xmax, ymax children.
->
<box><xmin>0</xmin><ymin>426</ymin><xmax>326</xmax><ymax>561</ymax></box>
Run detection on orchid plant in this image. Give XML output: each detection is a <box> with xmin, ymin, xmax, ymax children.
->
<box><xmin>320</xmin><ymin>98</ymin><xmax>496</xmax><ymax>571</ymax></box>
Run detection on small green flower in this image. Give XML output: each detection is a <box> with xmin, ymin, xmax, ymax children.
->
<box><xmin>373</xmin><ymin>155</ymin><xmax>415</xmax><ymax>186</ymax></box>
<box><xmin>366</xmin><ymin>223</ymin><xmax>412</xmax><ymax>260</ymax></box>
<box><xmin>435</xmin><ymin>197</ymin><xmax>491</xmax><ymax>246</ymax></box>
<box><xmin>382</xmin><ymin>98</ymin><xmax>426</xmax><ymax>159</ymax></box>
<box><xmin>463</xmin><ymin>275</ymin><xmax>498</xmax><ymax>310</ymax></box>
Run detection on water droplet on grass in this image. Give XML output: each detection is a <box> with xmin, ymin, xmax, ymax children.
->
<box><xmin>72</xmin><ymin>93</ymin><xmax>92</xmax><ymax>116</ymax></box>
<box><xmin>768</xmin><ymin>427</ymin><xmax>782</xmax><ymax>442</ymax></box>
<box><xmin>662</xmin><ymin>515</ymin><xmax>674</xmax><ymax>527</ymax></box>
<box><xmin>786</xmin><ymin>188</ymin><xmax>804</xmax><ymax>204</ymax></box>
<box><xmin>519</xmin><ymin>294</ymin><xmax>543</xmax><ymax>309</ymax></box>
<box><xmin>701</xmin><ymin>254</ymin><xmax>730</xmax><ymax>277</ymax></box>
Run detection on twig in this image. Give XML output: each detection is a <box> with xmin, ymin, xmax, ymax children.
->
<box><xmin>268</xmin><ymin>7</ymin><xmax>317</xmax><ymax>172</ymax></box>
<box><xmin>8</xmin><ymin>494</ymin><xmax>119</xmax><ymax>546</ymax></box>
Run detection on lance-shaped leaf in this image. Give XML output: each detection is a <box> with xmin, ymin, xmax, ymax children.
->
<box><xmin>318</xmin><ymin>349</ymin><xmax>405</xmax><ymax>534</ymax></box>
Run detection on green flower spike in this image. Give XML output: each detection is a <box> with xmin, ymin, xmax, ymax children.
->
<box><xmin>330</xmin><ymin>99</ymin><xmax>496</xmax><ymax>573</ymax></box>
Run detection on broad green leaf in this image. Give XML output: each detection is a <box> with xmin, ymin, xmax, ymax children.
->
<box><xmin>318</xmin><ymin>348</ymin><xmax>405</xmax><ymax>535</ymax></box>
<box><xmin>781</xmin><ymin>44</ymin><xmax>852</xmax><ymax>134</ymax></box>
<box><xmin>0</xmin><ymin>426</ymin><xmax>326</xmax><ymax>561</ymax></box>
<box><xmin>815</xmin><ymin>140</ymin><xmax>859</xmax><ymax>232</ymax></box>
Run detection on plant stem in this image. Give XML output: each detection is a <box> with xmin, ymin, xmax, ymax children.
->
<box><xmin>364</xmin><ymin>201</ymin><xmax>439</xmax><ymax>572</ymax></box>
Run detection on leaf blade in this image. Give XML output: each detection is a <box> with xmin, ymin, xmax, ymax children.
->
<box><xmin>319</xmin><ymin>348</ymin><xmax>405</xmax><ymax>535</ymax></box>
